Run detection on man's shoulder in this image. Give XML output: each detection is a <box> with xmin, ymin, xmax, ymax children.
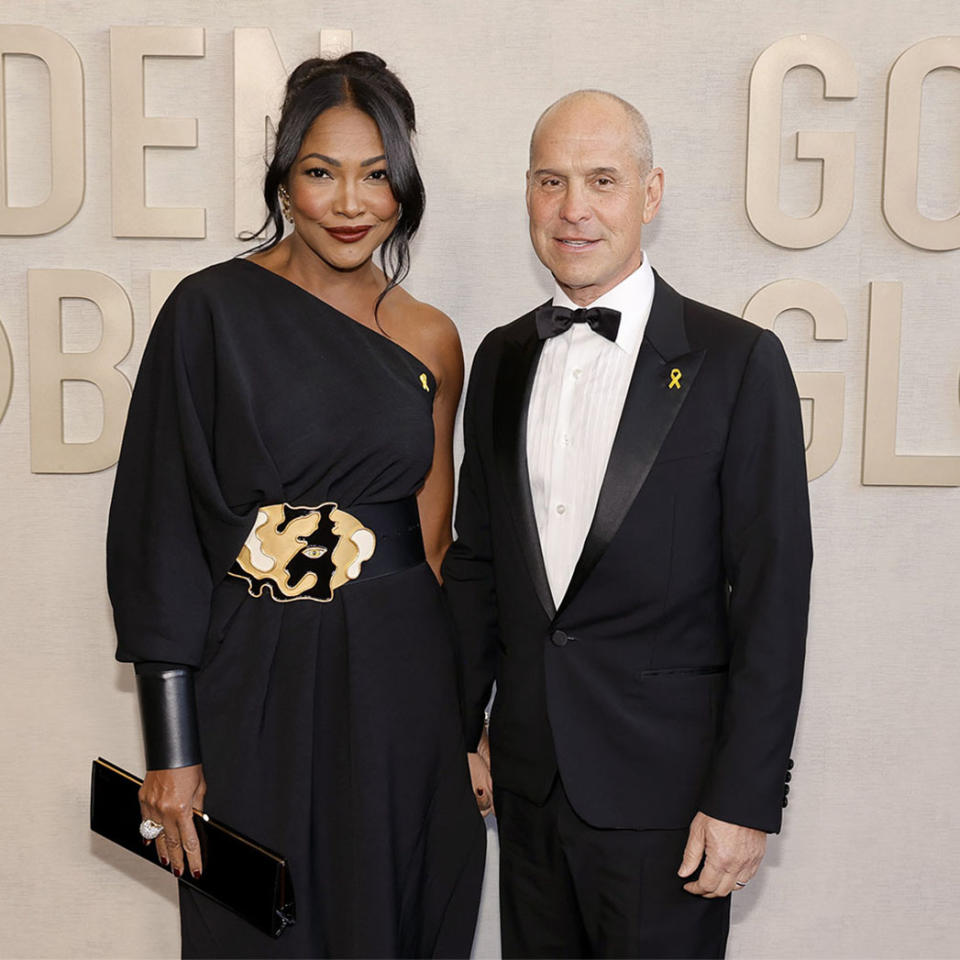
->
<box><xmin>672</xmin><ymin>289</ymin><xmax>761</xmax><ymax>350</ymax></box>
<box><xmin>463</xmin><ymin>302</ymin><xmax>545</xmax><ymax>399</ymax></box>
<box><xmin>666</xmin><ymin>282</ymin><xmax>791</xmax><ymax>380</ymax></box>
<box><xmin>471</xmin><ymin>301</ymin><xmax>544</xmax><ymax>361</ymax></box>
<box><xmin>648</xmin><ymin>274</ymin><xmax>766</xmax><ymax>364</ymax></box>
<box><xmin>486</xmin><ymin>302</ymin><xmax>545</xmax><ymax>343</ymax></box>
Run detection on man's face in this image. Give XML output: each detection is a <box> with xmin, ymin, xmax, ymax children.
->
<box><xmin>526</xmin><ymin>97</ymin><xmax>663</xmax><ymax>305</ymax></box>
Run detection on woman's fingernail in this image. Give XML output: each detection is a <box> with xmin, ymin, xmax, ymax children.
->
<box><xmin>193</xmin><ymin>870</ymin><xmax>202</xmax><ymax>879</ymax></box>
<box><xmin>160</xmin><ymin>857</ymin><xmax>169</xmax><ymax>866</ymax></box>
<box><xmin>142</xmin><ymin>838</ymin><xmax>151</xmax><ymax>846</ymax></box>
<box><xmin>173</xmin><ymin>867</ymin><xmax>182</xmax><ymax>878</ymax></box>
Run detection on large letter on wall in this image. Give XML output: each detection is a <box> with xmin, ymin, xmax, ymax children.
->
<box><xmin>746</xmin><ymin>35</ymin><xmax>857</xmax><ymax>248</ymax></box>
<box><xmin>28</xmin><ymin>270</ymin><xmax>133</xmax><ymax>473</ymax></box>
<box><xmin>110</xmin><ymin>27</ymin><xmax>205</xmax><ymax>238</ymax></box>
<box><xmin>234</xmin><ymin>28</ymin><xmax>351</xmax><ymax>238</ymax></box>
<box><xmin>883</xmin><ymin>37</ymin><xmax>960</xmax><ymax>251</ymax></box>
<box><xmin>0</xmin><ymin>25</ymin><xmax>83</xmax><ymax>235</ymax></box>
<box><xmin>743</xmin><ymin>279</ymin><xmax>847</xmax><ymax>480</ymax></box>
<box><xmin>0</xmin><ymin>318</ymin><xmax>11</xmax><ymax>424</ymax></box>
<box><xmin>233</xmin><ymin>28</ymin><xmax>288</xmax><ymax>239</ymax></box>
<box><xmin>863</xmin><ymin>282</ymin><xmax>960</xmax><ymax>485</ymax></box>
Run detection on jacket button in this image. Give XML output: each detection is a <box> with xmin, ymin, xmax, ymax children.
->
<box><xmin>783</xmin><ymin>784</ymin><xmax>790</xmax><ymax>796</ymax></box>
<box><xmin>551</xmin><ymin>630</ymin><xmax>568</xmax><ymax>647</ymax></box>
<box><xmin>782</xmin><ymin>797</ymin><xmax>789</xmax><ymax>808</ymax></box>
<box><xmin>784</xmin><ymin>771</ymin><xmax>792</xmax><ymax>783</ymax></box>
<box><xmin>787</xmin><ymin>758</ymin><xmax>794</xmax><ymax>770</ymax></box>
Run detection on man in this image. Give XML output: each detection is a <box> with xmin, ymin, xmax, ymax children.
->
<box><xmin>442</xmin><ymin>90</ymin><xmax>812</xmax><ymax>959</ymax></box>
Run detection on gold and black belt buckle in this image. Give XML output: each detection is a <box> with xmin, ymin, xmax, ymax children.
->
<box><xmin>229</xmin><ymin>502</ymin><xmax>376</xmax><ymax>603</ymax></box>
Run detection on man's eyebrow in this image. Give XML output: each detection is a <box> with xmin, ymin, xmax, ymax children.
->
<box><xmin>361</xmin><ymin>155</ymin><xmax>386</xmax><ymax>167</ymax></box>
<box><xmin>532</xmin><ymin>166</ymin><xmax>622</xmax><ymax>177</ymax></box>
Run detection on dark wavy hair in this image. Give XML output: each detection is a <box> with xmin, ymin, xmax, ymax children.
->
<box><xmin>251</xmin><ymin>51</ymin><xmax>425</xmax><ymax>314</ymax></box>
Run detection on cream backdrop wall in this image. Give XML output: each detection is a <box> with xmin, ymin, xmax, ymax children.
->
<box><xmin>1</xmin><ymin>1</ymin><xmax>958</xmax><ymax>957</ymax></box>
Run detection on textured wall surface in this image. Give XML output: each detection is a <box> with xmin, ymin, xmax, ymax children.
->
<box><xmin>0</xmin><ymin>1</ymin><xmax>958</xmax><ymax>957</ymax></box>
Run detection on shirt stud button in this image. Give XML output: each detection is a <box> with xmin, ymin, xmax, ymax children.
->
<box><xmin>556</xmin><ymin>504</ymin><xmax>566</xmax><ymax>515</ymax></box>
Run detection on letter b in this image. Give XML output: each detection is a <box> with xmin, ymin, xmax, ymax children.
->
<box><xmin>28</xmin><ymin>270</ymin><xmax>133</xmax><ymax>473</ymax></box>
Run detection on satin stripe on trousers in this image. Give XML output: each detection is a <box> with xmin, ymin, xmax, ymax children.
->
<box><xmin>496</xmin><ymin>777</ymin><xmax>731</xmax><ymax>959</ymax></box>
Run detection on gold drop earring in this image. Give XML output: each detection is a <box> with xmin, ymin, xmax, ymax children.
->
<box><xmin>279</xmin><ymin>185</ymin><xmax>294</xmax><ymax>224</ymax></box>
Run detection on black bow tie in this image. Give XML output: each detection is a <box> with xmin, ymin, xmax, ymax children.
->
<box><xmin>535</xmin><ymin>304</ymin><xmax>621</xmax><ymax>343</ymax></box>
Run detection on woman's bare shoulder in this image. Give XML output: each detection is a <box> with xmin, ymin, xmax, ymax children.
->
<box><xmin>386</xmin><ymin>289</ymin><xmax>462</xmax><ymax>381</ymax></box>
<box><xmin>390</xmin><ymin>288</ymin><xmax>458</xmax><ymax>340</ymax></box>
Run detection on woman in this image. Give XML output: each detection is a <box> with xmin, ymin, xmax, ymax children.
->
<box><xmin>107</xmin><ymin>52</ymin><xmax>485</xmax><ymax>958</ymax></box>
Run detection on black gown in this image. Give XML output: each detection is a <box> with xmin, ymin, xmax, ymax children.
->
<box><xmin>107</xmin><ymin>258</ymin><xmax>485</xmax><ymax>958</ymax></box>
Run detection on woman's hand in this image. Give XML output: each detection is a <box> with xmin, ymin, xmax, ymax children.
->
<box><xmin>139</xmin><ymin>764</ymin><xmax>206</xmax><ymax>878</ymax></box>
<box><xmin>468</xmin><ymin>727</ymin><xmax>494</xmax><ymax>817</ymax></box>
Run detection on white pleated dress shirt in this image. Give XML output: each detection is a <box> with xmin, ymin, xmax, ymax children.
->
<box><xmin>526</xmin><ymin>255</ymin><xmax>655</xmax><ymax>606</ymax></box>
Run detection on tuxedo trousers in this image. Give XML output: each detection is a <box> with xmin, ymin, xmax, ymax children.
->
<box><xmin>495</xmin><ymin>777</ymin><xmax>730</xmax><ymax>959</ymax></box>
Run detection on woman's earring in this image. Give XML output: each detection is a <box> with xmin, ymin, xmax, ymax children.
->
<box><xmin>279</xmin><ymin>186</ymin><xmax>294</xmax><ymax>224</ymax></box>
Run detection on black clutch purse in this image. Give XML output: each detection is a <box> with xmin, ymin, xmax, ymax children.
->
<box><xmin>90</xmin><ymin>757</ymin><xmax>296</xmax><ymax>938</ymax></box>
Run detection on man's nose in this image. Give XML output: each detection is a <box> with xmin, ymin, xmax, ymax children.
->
<box><xmin>558</xmin><ymin>183</ymin><xmax>590</xmax><ymax>223</ymax></box>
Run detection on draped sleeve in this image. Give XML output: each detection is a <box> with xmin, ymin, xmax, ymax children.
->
<box><xmin>107</xmin><ymin>276</ymin><xmax>257</xmax><ymax>667</ymax></box>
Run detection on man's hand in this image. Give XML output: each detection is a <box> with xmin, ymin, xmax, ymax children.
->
<box><xmin>467</xmin><ymin>727</ymin><xmax>494</xmax><ymax>817</ymax></box>
<box><xmin>678</xmin><ymin>811</ymin><xmax>766</xmax><ymax>897</ymax></box>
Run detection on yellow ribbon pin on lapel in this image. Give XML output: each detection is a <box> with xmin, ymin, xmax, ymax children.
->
<box><xmin>668</xmin><ymin>368</ymin><xmax>682</xmax><ymax>390</ymax></box>
<box><xmin>419</xmin><ymin>373</ymin><xmax>430</xmax><ymax>392</ymax></box>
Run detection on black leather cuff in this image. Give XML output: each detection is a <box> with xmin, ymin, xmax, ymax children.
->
<box><xmin>135</xmin><ymin>663</ymin><xmax>201</xmax><ymax>770</ymax></box>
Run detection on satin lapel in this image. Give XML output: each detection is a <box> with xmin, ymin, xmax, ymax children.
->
<box><xmin>557</xmin><ymin>276</ymin><xmax>704</xmax><ymax>616</ymax></box>
<box><xmin>493</xmin><ymin>313</ymin><xmax>556</xmax><ymax>620</ymax></box>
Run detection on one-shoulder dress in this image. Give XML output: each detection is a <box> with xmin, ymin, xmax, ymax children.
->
<box><xmin>107</xmin><ymin>258</ymin><xmax>485</xmax><ymax>959</ymax></box>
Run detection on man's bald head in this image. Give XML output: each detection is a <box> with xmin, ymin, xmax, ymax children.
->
<box><xmin>529</xmin><ymin>90</ymin><xmax>653</xmax><ymax>175</ymax></box>
<box><xmin>524</xmin><ymin>88</ymin><xmax>665</xmax><ymax>304</ymax></box>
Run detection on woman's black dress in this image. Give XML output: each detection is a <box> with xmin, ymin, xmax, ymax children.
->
<box><xmin>107</xmin><ymin>258</ymin><xmax>485</xmax><ymax>958</ymax></box>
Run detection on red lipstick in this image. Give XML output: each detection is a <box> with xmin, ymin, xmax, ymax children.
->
<box><xmin>325</xmin><ymin>226</ymin><xmax>373</xmax><ymax>243</ymax></box>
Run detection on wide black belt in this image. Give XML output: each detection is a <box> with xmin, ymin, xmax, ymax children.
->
<box><xmin>228</xmin><ymin>496</ymin><xmax>424</xmax><ymax>603</ymax></box>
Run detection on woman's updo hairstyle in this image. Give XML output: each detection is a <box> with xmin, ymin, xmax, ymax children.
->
<box><xmin>256</xmin><ymin>51</ymin><xmax>425</xmax><ymax>310</ymax></box>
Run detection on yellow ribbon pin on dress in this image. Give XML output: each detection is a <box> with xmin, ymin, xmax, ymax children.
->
<box><xmin>668</xmin><ymin>368</ymin><xmax>682</xmax><ymax>390</ymax></box>
<box><xmin>419</xmin><ymin>373</ymin><xmax>430</xmax><ymax>392</ymax></box>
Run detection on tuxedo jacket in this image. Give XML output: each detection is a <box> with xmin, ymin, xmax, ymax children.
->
<box><xmin>442</xmin><ymin>273</ymin><xmax>812</xmax><ymax>834</ymax></box>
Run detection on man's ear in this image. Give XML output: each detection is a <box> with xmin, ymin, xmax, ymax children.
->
<box><xmin>642</xmin><ymin>167</ymin><xmax>665</xmax><ymax>224</ymax></box>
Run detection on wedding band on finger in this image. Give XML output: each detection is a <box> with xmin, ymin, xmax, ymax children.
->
<box><xmin>139</xmin><ymin>819</ymin><xmax>164</xmax><ymax>840</ymax></box>
<box><xmin>735</xmin><ymin>880</ymin><xmax>749</xmax><ymax>888</ymax></box>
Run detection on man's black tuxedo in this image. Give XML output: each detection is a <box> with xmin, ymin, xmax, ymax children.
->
<box><xmin>443</xmin><ymin>273</ymin><xmax>812</xmax><ymax>836</ymax></box>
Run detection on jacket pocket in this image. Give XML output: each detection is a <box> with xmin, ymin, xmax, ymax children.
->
<box><xmin>638</xmin><ymin>664</ymin><xmax>728</xmax><ymax>679</ymax></box>
<box><xmin>653</xmin><ymin>447</ymin><xmax>723</xmax><ymax>466</ymax></box>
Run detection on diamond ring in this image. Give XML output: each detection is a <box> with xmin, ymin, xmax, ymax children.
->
<box><xmin>139</xmin><ymin>818</ymin><xmax>164</xmax><ymax>840</ymax></box>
